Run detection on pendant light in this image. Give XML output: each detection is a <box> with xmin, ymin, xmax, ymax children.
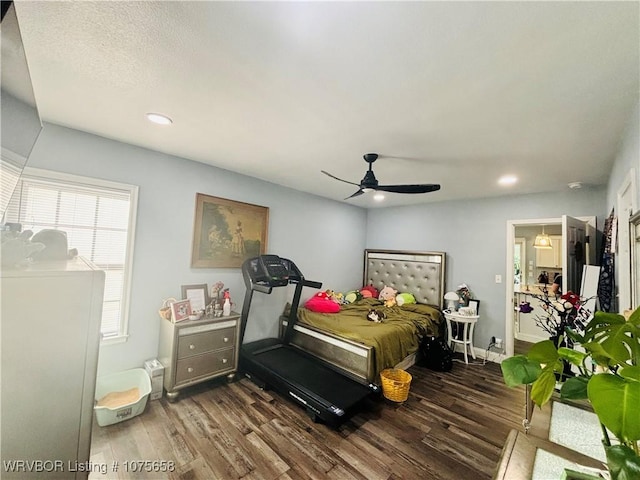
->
<box><xmin>534</xmin><ymin>225</ymin><xmax>552</xmax><ymax>249</ymax></box>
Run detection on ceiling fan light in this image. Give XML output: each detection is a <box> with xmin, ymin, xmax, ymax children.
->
<box><xmin>362</xmin><ymin>187</ymin><xmax>374</xmax><ymax>193</ymax></box>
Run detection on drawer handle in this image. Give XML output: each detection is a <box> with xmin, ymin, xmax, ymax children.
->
<box><xmin>187</xmin><ymin>367</ymin><xmax>194</xmax><ymax>373</ymax></box>
<box><xmin>222</xmin><ymin>358</ymin><xmax>228</xmax><ymax>364</ymax></box>
<box><xmin>189</xmin><ymin>344</ymin><xmax>196</xmax><ymax>350</ymax></box>
<box><xmin>223</xmin><ymin>337</ymin><xmax>229</xmax><ymax>343</ymax></box>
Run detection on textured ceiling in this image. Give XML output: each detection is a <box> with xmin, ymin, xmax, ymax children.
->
<box><xmin>12</xmin><ymin>1</ymin><xmax>640</xmax><ymax>208</ymax></box>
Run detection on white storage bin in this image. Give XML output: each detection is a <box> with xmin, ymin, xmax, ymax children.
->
<box><xmin>94</xmin><ymin>368</ymin><xmax>152</xmax><ymax>427</ymax></box>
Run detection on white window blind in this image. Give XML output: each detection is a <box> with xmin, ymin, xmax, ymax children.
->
<box><xmin>1</xmin><ymin>149</ymin><xmax>25</xmax><ymax>215</ymax></box>
<box><xmin>5</xmin><ymin>168</ymin><xmax>138</xmax><ymax>341</ymax></box>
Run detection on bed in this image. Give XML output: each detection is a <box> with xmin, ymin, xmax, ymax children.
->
<box><xmin>280</xmin><ymin>249</ymin><xmax>446</xmax><ymax>385</ymax></box>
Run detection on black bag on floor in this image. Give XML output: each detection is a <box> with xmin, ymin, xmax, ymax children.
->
<box><xmin>419</xmin><ymin>335</ymin><xmax>453</xmax><ymax>372</ymax></box>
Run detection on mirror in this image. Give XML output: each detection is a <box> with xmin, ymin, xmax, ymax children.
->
<box><xmin>1</xmin><ymin>1</ymin><xmax>42</xmax><ymax>217</ymax></box>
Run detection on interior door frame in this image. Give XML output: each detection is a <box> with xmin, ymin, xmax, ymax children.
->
<box><xmin>505</xmin><ymin>216</ymin><xmax>596</xmax><ymax>358</ymax></box>
<box><xmin>616</xmin><ymin>168</ymin><xmax>637</xmax><ymax>312</ymax></box>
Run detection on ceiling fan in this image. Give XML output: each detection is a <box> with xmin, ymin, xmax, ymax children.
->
<box><xmin>321</xmin><ymin>153</ymin><xmax>441</xmax><ymax>199</ymax></box>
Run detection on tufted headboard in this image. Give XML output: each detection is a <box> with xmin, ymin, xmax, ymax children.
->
<box><xmin>363</xmin><ymin>249</ymin><xmax>446</xmax><ymax>309</ymax></box>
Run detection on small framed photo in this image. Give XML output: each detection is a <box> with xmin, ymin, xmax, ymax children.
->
<box><xmin>171</xmin><ymin>299</ymin><xmax>192</xmax><ymax>323</ymax></box>
<box><xmin>468</xmin><ymin>299</ymin><xmax>480</xmax><ymax>315</ymax></box>
<box><xmin>181</xmin><ymin>284</ymin><xmax>209</xmax><ymax>312</ymax></box>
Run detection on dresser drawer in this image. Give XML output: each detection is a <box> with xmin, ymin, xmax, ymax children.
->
<box><xmin>175</xmin><ymin>348</ymin><xmax>235</xmax><ymax>384</ymax></box>
<box><xmin>177</xmin><ymin>327</ymin><xmax>236</xmax><ymax>359</ymax></box>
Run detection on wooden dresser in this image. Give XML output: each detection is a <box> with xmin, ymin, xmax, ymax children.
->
<box><xmin>158</xmin><ymin>313</ymin><xmax>240</xmax><ymax>401</ymax></box>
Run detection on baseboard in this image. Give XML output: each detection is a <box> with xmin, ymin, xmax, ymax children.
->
<box><xmin>515</xmin><ymin>333</ymin><xmax>546</xmax><ymax>344</ymax></box>
<box><xmin>472</xmin><ymin>346</ymin><xmax>506</xmax><ymax>364</ymax></box>
<box><xmin>452</xmin><ymin>344</ymin><xmax>506</xmax><ymax>364</ymax></box>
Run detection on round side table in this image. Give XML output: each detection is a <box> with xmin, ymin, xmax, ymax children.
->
<box><xmin>444</xmin><ymin>311</ymin><xmax>479</xmax><ymax>364</ymax></box>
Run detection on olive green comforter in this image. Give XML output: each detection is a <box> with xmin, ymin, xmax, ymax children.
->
<box><xmin>296</xmin><ymin>298</ymin><xmax>443</xmax><ymax>376</ymax></box>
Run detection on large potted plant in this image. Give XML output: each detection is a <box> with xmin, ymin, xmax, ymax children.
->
<box><xmin>501</xmin><ymin>306</ymin><xmax>640</xmax><ymax>480</ymax></box>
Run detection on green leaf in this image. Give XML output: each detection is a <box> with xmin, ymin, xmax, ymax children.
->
<box><xmin>565</xmin><ymin>328</ymin><xmax>585</xmax><ymax>345</ymax></box>
<box><xmin>619</xmin><ymin>366</ymin><xmax>640</xmax><ymax>381</ymax></box>
<box><xmin>605</xmin><ymin>444</ymin><xmax>640</xmax><ymax>480</ymax></box>
<box><xmin>627</xmin><ymin>307</ymin><xmax>640</xmax><ymax>327</ymax></box>
<box><xmin>530</xmin><ymin>364</ymin><xmax>558</xmax><ymax>407</ymax></box>
<box><xmin>528</xmin><ymin>340</ymin><xmax>559</xmax><ymax>364</ymax></box>
<box><xmin>588</xmin><ymin>374</ymin><xmax>640</xmax><ymax>443</ymax></box>
<box><xmin>601</xmin><ymin>323</ymin><xmax>639</xmax><ymax>366</ymax></box>
<box><xmin>560</xmin><ymin>375</ymin><xmax>589</xmax><ymax>400</ymax></box>
<box><xmin>501</xmin><ymin>355</ymin><xmax>541</xmax><ymax>387</ymax></box>
<box><xmin>583</xmin><ymin>341</ymin><xmax>616</xmax><ymax>368</ymax></box>
<box><xmin>558</xmin><ymin>347</ymin><xmax>587</xmax><ymax>366</ymax></box>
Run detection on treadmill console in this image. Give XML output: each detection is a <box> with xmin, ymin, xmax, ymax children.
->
<box><xmin>253</xmin><ymin>255</ymin><xmax>290</xmax><ymax>287</ymax></box>
<box><xmin>280</xmin><ymin>257</ymin><xmax>303</xmax><ymax>283</ymax></box>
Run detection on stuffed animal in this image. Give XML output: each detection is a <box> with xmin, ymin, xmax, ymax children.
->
<box><xmin>366</xmin><ymin>309</ymin><xmax>386</xmax><ymax>323</ymax></box>
<box><xmin>344</xmin><ymin>290</ymin><xmax>363</xmax><ymax>304</ymax></box>
<box><xmin>396</xmin><ymin>292</ymin><xmax>416</xmax><ymax>306</ymax></box>
<box><xmin>378</xmin><ymin>285</ymin><xmax>398</xmax><ymax>307</ymax></box>
<box><xmin>324</xmin><ymin>289</ymin><xmax>343</xmax><ymax>304</ymax></box>
<box><xmin>360</xmin><ymin>284</ymin><xmax>379</xmax><ymax>299</ymax></box>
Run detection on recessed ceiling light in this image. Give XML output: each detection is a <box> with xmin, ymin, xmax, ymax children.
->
<box><xmin>568</xmin><ymin>182</ymin><xmax>583</xmax><ymax>189</ymax></box>
<box><xmin>146</xmin><ymin>112</ymin><xmax>173</xmax><ymax>125</ymax></box>
<box><xmin>373</xmin><ymin>193</ymin><xmax>385</xmax><ymax>201</ymax></box>
<box><xmin>498</xmin><ymin>175</ymin><xmax>518</xmax><ymax>186</ymax></box>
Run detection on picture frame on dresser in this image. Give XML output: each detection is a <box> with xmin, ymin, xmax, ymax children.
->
<box><xmin>181</xmin><ymin>284</ymin><xmax>209</xmax><ymax>312</ymax></box>
<box><xmin>170</xmin><ymin>299</ymin><xmax>192</xmax><ymax>323</ymax></box>
<box><xmin>468</xmin><ymin>299</ymin><xmax>480</xmax><ymax>314</ymax></box>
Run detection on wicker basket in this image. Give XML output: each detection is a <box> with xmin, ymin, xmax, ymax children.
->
<box><xmin>380</xmin><ymin>368</ymin><xmax>412</xmax><ymax>402</ymax></box>
<box><xmin>158</xmin><ymin>298</ymin><xmax>177</xmax><ymax>321</ymax></box>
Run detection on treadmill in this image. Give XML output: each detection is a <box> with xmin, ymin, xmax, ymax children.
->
<box><xmin>239</xmin><ymin>255</ymin><xmax>379</xmax><ymax>426</ymax></box>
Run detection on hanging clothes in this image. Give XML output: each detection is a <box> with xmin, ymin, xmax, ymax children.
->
<box><xmin>598</xmin><ymin>208</ymin><xmax>616</xmax><ymax>312</ymax></box>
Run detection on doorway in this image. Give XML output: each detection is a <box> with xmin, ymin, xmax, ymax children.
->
<box><xmin>505</xmin><ymin>216</ymin><xmax>597</xmax><ymax>357</ymax></box>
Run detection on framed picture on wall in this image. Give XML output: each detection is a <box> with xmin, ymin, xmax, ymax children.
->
<box><xmin>191</xmin><ymin>193</ymin><xmax>269</xmax><ymax>268</ymax></box>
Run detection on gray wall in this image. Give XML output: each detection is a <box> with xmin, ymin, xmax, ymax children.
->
<box><xmin>366</xmin><ymin>189</ymin><xmax>606</xmax><ymax>350</ymax></box>
<box><xmin>606</xmin><ymin>101</ymin><xmax>639</xmax><ymax>209</ymax></box>
<box><xmin>26</xmin><ymin>123</ymin><xmax>367</xmax><ymax>376</ymax></box>
<box><xmin>22</xmin><ymin>98</ymin><xmax>639</xmax><ymax>375</ymax></box>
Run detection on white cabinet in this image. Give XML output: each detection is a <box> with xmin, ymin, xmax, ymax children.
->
<box><xmin>536</xmin><ymin>235</ymin><xmax>562</xmax><ymax>268</ymax></box>
<box><xmin>1</xmin><ymin>257</ymin><xmax>105</xmax><ymax>479</ymax></box>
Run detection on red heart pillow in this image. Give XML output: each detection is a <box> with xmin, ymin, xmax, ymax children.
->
<box><xmin>304</xmin><ymin>293</ymin><xmax>341</xmax><ymax>313</ymax></box>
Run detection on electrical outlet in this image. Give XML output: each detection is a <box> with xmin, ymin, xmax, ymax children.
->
<box><xmin>495</xmin><ymin>338</ymin><xmax>503</xmax><ymax>349</ymax></box>
<box><xmin>495</xmin><ymin>274</ymin><xmax>502</xmax><ymax>283</ymax></box>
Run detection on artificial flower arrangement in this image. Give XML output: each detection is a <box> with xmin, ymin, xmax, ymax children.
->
<box><xmin>518</xmin><ymin>289</ymin><xmax>595</xmax><ymax>347</ymax></box>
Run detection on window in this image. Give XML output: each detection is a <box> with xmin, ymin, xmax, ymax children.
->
<box><xmin>4</xmin><ymin>168</ymin><xmax>138</xmax><ymax>343</ymax></box>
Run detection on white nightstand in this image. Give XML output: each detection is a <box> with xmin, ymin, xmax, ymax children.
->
<box><xmin>444</xmin><ymin>311</ymin><xmax>479</xmax><ymax>364</ymax></box>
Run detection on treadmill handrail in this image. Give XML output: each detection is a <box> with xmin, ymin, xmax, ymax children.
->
<box><xmin>301</xmin><ymin>279</ymin><xmax>322</xmax><ymax>289</ymax></box>
<box><xmin>239</xmin><ymin>255</ymin><xmax>321</xmax><ymax>347</ymax></box>
<box><xmin>252</xmin><ymin>283</ymin><xmax>272</xmax><ymax>294</ymax></box>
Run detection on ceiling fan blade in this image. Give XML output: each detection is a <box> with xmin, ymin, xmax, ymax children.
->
<box><xmin>345</xmin><ymin>189</ymin><xmax>365</xmax><ymax>200</ymax></box>
<box><xmin>376</xmin><ymin>184</ymin><xmax>441</xmax><ymax>194</ymax></box>
<box><xmin>321</xmin><ymin>170</ymin><xmax>359</xmax><ymax>186</ymax></box>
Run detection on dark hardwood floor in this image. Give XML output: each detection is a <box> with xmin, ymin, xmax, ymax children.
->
<box><xmin>514</xmin><ymin>338</ymin><xmax>534</xmax><ymax>356</ymax></box>
<box><xmin>90</xmin><ymin>358</ymin><xmax>525</xmax><ymax>480</ymax></box>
